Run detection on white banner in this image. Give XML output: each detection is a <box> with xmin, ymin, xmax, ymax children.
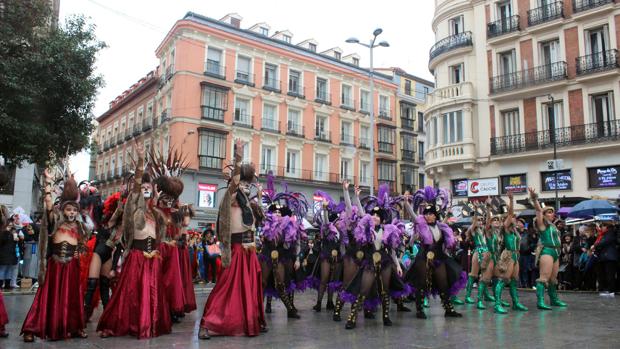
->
<box><xmin>467</xmin><ymin>178</ymin><xmax>499</xmax><ymax>197</ymax></box>
<box><xmin>198</xmin><ymin>183</ymin><xmax>217</xmax><ymax>208</ymax></box>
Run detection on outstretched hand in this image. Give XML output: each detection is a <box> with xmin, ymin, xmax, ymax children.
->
<box><xmin>528</xmin><ymin>187</ymin><xmax>537</xmax><ymax>199</ymax></box>
<box><xmin>354</xmin><ymin>186</ymin><xmax>361</xmax><ymax>197</ymax></box>
<box><xmin>342</xmin><ymin>179</ymin><xmax>350</xmax><ymax>190</ymax></box>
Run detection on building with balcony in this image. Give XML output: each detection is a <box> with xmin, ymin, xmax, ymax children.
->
<box><xmin>427</xmin><ymin>0</ymin><xmax>620</xmax><ymax>204</ymax></box>
<box><xmin>376</xmin><ymin>67</ymin><xmax>435</xmax><ymax>194</ymax></box>
<box><xmin>94</xmin><ymin>12</ymin><xmax>399</xmax><ymax>226</ymax></box>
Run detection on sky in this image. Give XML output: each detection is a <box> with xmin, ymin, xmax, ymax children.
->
<box><xmin>64</xmin><ymin>0</ymin><xmax>436</xmax><ymax>181</ymax></box>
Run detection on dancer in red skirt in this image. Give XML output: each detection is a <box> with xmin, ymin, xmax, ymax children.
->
<box><xmin>21</xmin><ymin>167</ymin><xmax>89</xmax><ymax>342</ymax></box>
<box><xmin>0</xmin><ymin>205</ymin><xmax>11</xmax><ymax>338</ymax></box>
<box><xmin>199</xmin><ymin>140</ymin><xmax>267</xmax><ymax>339</ymax></box>
<box><xmin>177</xmin><ymin>204</ymin><xmax>197</xmax><ymax>313</ymax></box>
<box><xmin>97</xmin><ymin>143</ymin><xmax>172</xmax><ymax>339</ymax></box>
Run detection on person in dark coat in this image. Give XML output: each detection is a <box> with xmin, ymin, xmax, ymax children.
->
<box><xmin>593</xmin><ymin>218</ymin><xmax>618</xmax><ymax>297</ymax></box>
<box><xmin>0</xmin><ymin>216</ymin><xmax>19</xmax><ymax>290</ymax></box>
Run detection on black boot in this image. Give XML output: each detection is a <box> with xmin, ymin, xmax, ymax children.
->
<box><xmin>364</xmin><ymin>309</ymin><xmax>376</xmax><ymax>319</ymax></box>
<box><xmin>83</xmin><ymin>278</ymin><xmax>98</xmax><ymax>319</ymax></box>
<box><xmin>333</xmin><ymin>298</ymin><xmax>344</xmax><ymax>321</ymax></box>
<box><xmin>277</xmin><ymin>283</ymin><xmax>300</xmax><ymax>319</ymax></box>
<box><xmin>265</xmin><ymin>297</ymin><xmax>272</xmax><ymax>313</ymax></box>
<box><xmin>396</xmin><ymin>297</ymin><xmax>411</xmax><ymax>312</ymax></box>
<box><xmin>441</xmin><ymin>293</ymin><xmax>462</xmax><ymax>318</ymax></box>
<box><xmin>381</xmin><ymin>292</ymin><xmax>392</xmax><ymax>326</ymax></box>
<box><xmin>415</xmin><ymin>290</ymin><xmax>427</xmax><ymax>319</ymax></box>
<box><xmin>290</xmin><ymin>293</ymin><xmax>298</xmax><ymax>313</ymax></box>
<box><xmin>326</xmin><ymin>299</ymin><xmax>335</xmax><ymax>311</ymax></box>
<box><xmin>345</xmin><ymin>295</ymin><xmax>365</xmax><ymax>330</ymax></box>
<box><xmin>99</xmin><ymin>277</ymin><xmax>110</xmax><ymax>308</ymax></box>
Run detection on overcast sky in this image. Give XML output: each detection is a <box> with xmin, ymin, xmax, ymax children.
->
<box><xmin>64</xmin><ymin>0</ymin><xmax>436</xmax><ymax>181</ymax></box>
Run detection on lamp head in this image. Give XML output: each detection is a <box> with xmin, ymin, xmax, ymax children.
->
<box><xmin>346</xmin><ymin>37</ymin><xmax>360</xmax><ymax>44</ymax></box>
<box><xmin>373</xmin><ymin>28</ymin><xmax>383</xmax><ymax>36</ymax></box>
<box><xmin>378</xmin><ymin>41</ymin><xmax>390</xmax><ymax>47</ymax></box>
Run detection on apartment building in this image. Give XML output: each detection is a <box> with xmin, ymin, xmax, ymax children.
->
<box><xmin>94</xmin><ymin>12</ymin><xmax>399</xmax><ymax>226</ymax></box>
<box><xmin>427</xmin><ymin>0</ymin><xmax>620</xmax><ymax>205</ymax></box>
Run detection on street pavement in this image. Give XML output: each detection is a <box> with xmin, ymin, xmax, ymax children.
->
<box><xmin>1</xmin><ymin>289</ymin><xmax>619</xmax><ymax>348</ymax></box>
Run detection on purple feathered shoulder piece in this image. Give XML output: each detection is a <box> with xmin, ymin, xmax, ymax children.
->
<box><xmin>382</xmin><ymin>219</ymin><xmax>405</xmax><ymax>249</ymax></box>
<box><xmin>353</xmin><ymin>214</ymin><xmax>375</xmax><ymax>245</ymax></box>
<box><xmin>262</xmin><ymin>212</ymin><xmax>280</xmax><ymax>242</ymax></box>
<box><xmin>414</xmin><ymin>215</ymin><xmax>456</xmax><ymax>249</ymax></box>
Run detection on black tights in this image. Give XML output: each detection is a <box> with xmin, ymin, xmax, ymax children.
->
<box><xmin>358</xmin><ymin>265</ymin><xmax>393</xmax><ymax>298</ymax></box>
<box><xmin>411</xmin><ymin>259</ymin><xmax>449</xmax><ymax>295</ymax></box>
<box><xmin>316</xmin><ymin>260</ymin><xmax>342</xmax><ymax>304</ymax></box>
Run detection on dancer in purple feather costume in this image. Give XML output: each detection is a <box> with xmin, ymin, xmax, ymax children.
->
<box><xmin>403</xmin><ymin>186</ymin><xmax>465</xmax><ymax>319</ymax></box>
<box><xmin>340</xmin><ymin>184</ymin><xmax>408</xmax><ymax>330</ymax></box>
<box><xmin>259</xmin><ymin>172</ymin><xmax>308</xmax><ymax>319</ymax></box>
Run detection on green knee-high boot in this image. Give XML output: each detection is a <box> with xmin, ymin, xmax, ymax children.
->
<box><xmin>451</xmin><ymin>295</ymin><xmax>465</xmax><ymax>305</ymax></box>
<box><xmin>548</xmin><ymin>282</ymin><xmax>567</xmax><ymax>307</ymax></box>
<box><xmin>464</xmin><ymin>275</ymin><xmax>476</xmax><ymax>304</ymax></box>
<box><xmin>492</xmin><ymin>278</ymin><xmax>510</xmax><ymax>306</ymax></box>
<box><xmin>484</xmin><ymin>279</ymin><xmax>496</xmax><ymax>302</ymax></box>
<box><xmin>477</xmin><ymin>281</ymin><xmax>487</xmax><ymax>310</ymax></box>
<box><xmin>536</xmin><ymin>281</ymin><xmax>552</xmax><ymax>310</ymax></box>
<box><xmin>509</xmin><ymin>279</ymin><xmax>528</xmax><ymax>311</ymax></box>
<box><xmin>493</xmin><ymin>279</ymin><xmax>508</xmax><ymax>314</ymax></box>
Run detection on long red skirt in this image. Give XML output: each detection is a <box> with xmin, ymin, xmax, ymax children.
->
<box><xmin>200</xmin><ymin>243</ymin><xmax>265</xmax><ymax>337</ymax></box>
<box><xmin>0</xmin><ymin>291</ymin><xmax>8</xmax><ymax>331</ymax></box>
<box><xmin>160</xmin><ymin>243</ymin><xmax>185</xmax><ymax>314</ymax></box>
<box><xmin>97</xmin><ymin>250</ymin><xmax>171</xmax><ymax>339</ymax></box>
<box><xmin>21</xmin><ymin>258</ymin><xmax>85</xmax><ymax>340</ymax></box>
<box><xmin>178</xmin><ymin>245</ymin><xmax>197</xmax><ymax>313</ymax></box>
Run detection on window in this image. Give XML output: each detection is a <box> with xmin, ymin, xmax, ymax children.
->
<box><xmin>309</xmin><ymin>43</ymin><xmax>317</xmax><ymax>52</ymax></box>
<box><xmin>379</xmin><ymin>95</ymin><xmax>389</xmax><ymax>117</ymax></box>
<box><xmin>201</xmin><ymin>85</ymin><xmax>228</xmax><ymax>121</ymax></box>
<box><xmin>315</xmin><ymin>154</ymin><xmax>327</xmax><ymax>180</ymax></box>
<box><xmin>404</xmin><ymin>80</ymin><xmax>412</xmax><ymax>95</ymax></box>
<box><xmin>236</xmin><ymin>56</ymin><xmax>252</xmax><ymax>82</ymax></box>
<box><xmin>541</xmin><ymin>101</ymin><xmax>563</xmax><ymax>132</ymax></box>
<box><xmin>334</xmin><ymin>51</ymin><xmax>341</xmax><ymax>60</ymax></box>
<box><xmin>341</xmin><ymin>84</ymin><xmax>353</xmax><ymax>107</ymax></box>
<box><xmin>128</xmin><ymin>112</ymin><xmax>134</xmax><ymax>134</ymax></box>
<box><xmin>418</xmin><ymin>173</ymin><xmax>426</xmax><ymax>189</ymax></box>
<box><xmin>418</xmin><ymin>112</ymin><xmax>424</xmax><ymax>131</ymax></box>
<box><xmin>540</xmin><ymin>39</ymin><xmax>561</xmax><ymax>66</ymax></box>
<box><xmin>441</xmin><ymin>111</ymin><xmax>463</xmax><ymax>143</ymax></box>
<box><xmin>498</xmin><ymin>50</ymin><xmax>517</xmax><ymax>75</ymax></box>
<box><xmin>401</xmin><ymin>134</ymin><xmax>416</xmax><ymax>160</ymax></box>
<box><xmin>234</xmin><ymin>97</ymin><xmax>251</xmax><ymax>125</ymax></box>
<box><xmin>378</xmin><ymin>161</ymin><xmax>395</xmax><ymax>182</ymax></box>
<box><xmin>146</xmin><ymin>102</ymin><xmax>153</xmax><ymax>126</ymax></box>
<box><xmin>199</xmin><ymin>130</ymin><xmax>226</xmax><ymax>169</ymax></box>
<box><xmin>287</xmin><ymin>108</ymin><xmax>301</xmax><ymax>134</ymax></box>
<box><xmin>449</xmin><ymin>15</ymin><xmax>463</xmax><ymax>35</ymax></box>
<box><xmin>264</xmin><ymin>63</ymin><xmax>279</xmax><ymax>90</ymax></box>
<box><xmin>360</xmin><ymin>90</ymin><xmax>370</xmax><ymax>112</ymax></box>
<box><xmin>118</xmin><ymin>154</ymin><xmax>123</xmax><ymax>174</ymax></box>
<box><xmin>260</xmin><ymin>27</ymin><xmax>269</xmax><ymax>35</ymax></box>
<box><xmin>341</xmin><ymin>121</ymin><xmax>353</xmax><ymax>144</ymax></box>
<box><xmin>501</xmin><ymin>109</ymin><xmax>520</xmax><ymax>136</ymax></box>
<box><xmin>288</xmin><ymin>70</ymin><xmax>302</xmax><ymax>95</ymax></box>
<box><xmin>238</xmin><ymin>142</ymin><xmax>250</xmax><ymax>163</ymax></box>
<box><xmin>378</xmin><ymin>126</ymin><xmax>395</xmax><ymax>153</ymax></box>
<box><xmin>418</xmin><ymin>141</ymin><xmax>425</xmax><ymax>162</ymax></box>
<box><xmin>360</xmin><ymin>161</ymin><xmax>370</xmax><ymax>185</ymax></box>
<box><xmin>431</xmin><ymin>118</ymin><xmax>438</xmax><ymax>146</ymax></box>
<box><xmin>261</xmin><ymin>146</ymin><xmax>276</xmax><ymax>173</ymax></box>
<box><xmin>315</xmin><ymin>114</ymin><xmax>328</xmax><ymax>138</ymax></box>
<box><xmin>316</xmin><ymin>77</ymin><xmax>328</xmax><ymax>101</ymax></box>
<box><xmin>585</xmin><ymin>26</ymin><xmax>609</xmax><ymax>56</ymax></box>
<box><xmin>360</xmin><ymin>126</ymin><xmax>370</xmax><ymax>148</ymax></box>
<box><xmin>110</xmin><ymin>157</ymin><xmax>116</xmax><ymax>176</ymax></box>
<box><xmin>352</xmin><ymin>57</ymin><xmax>360</xmax><ymax>66</ymax></box>
<box><xmin>283</xmin><ymin>34</ymin><xmax>291</xmax><ymax>43</ymax></box>
<box><xmin>401</xmin><ymin>103</ymin><xmax>415</xmax><ymax>121</ymax></box>
<box><xmin>262</xmin><ymin>103</ymin><xmax>278</xmax><ymax>130</ymax></box>
<box><xmin>449</xmin><ymin>63</ymin><xmax>464</xmax><ymax>84</ymax></box>
<box><xmin>590</xmin><ymin>92</ymin><xmax>615</xmax><ymax>138</ymax></box>
<box><xmin>401</xmin><ymin>166</ymin><xmax>416</xmax><ymax>190</ymax></box>
<box><xmin>497</xmin><ymin>0</ymin><xmax>512</xmax><ymax>21</ymax></box>
<box><xmin>206</xmin><ymin>47</ymin><xmax>223</xmax><ymax>76</ymax></box>
<box><xmin>340</xmin><ymin>159</ymin><xmax>352</xmax><ymax>181</ymax></box>
<box><xmin>286</xmin><ymin>149</ymin><xmax>300</xmax><ymax>177</ymax></box>
<box><xmin>137</xmin><ymin>107</ymin><xmax>144</xmax><ymax>129</ymax></box>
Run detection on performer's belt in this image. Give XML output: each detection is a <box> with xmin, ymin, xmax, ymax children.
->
<box><xmin>51</xmin><ymin>241</ymin><xmax>77</xmax><ymax>263</ymax></box>
<box><xmin>231</xmin><ymin>230</ymin><xmax>255</xmax><ymax>244</ymax></box>
<box><xmin>131</xmin><ymin>237</ymin><xmax>160</xmax><ymax>258</ymax></box>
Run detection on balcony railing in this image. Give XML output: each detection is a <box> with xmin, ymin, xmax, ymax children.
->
<box><xmin>379</xmin><ymin>108</ymin><xmax>391</xmax><ymax>120</ymax></box>
<box><xmin>359</xmin><ymin>137</ymin><xmax>371</xmax><ymax>149</ymax></box>
<box><xmin>359</xmin><ymin>101</ymin><xmax>370</xmax><ymax>114</ymax></box>
<box><xmin>233</xmin><ymin>112</ymin><xmax>253</xmax><ymax>128</ymax></box>
<box><xmin>378</xmin><ymin>141</ymin><xmax>395</xmax><ymax>154</ymax></box>
<box><xmin>124</xmin><ymin>130</ymin><xmax>132</xmax><ymax>141</ymax></box>
<box><xmin>576</xmin><ymin>49</ymin><xmax>619</xmax><ymax>75</ymax></box>
<box><xmin>528</xmin><ymin>1</ymin><xmax>564</xmax><ymax>26</ymax></box>
<box><xmin>235</xmin><ymin>71</ymin><xmax>255</xmax><ymax>86</ymax></box>
<box><xmin>573</xmin><ymin>0</ymin><xmax>614</xmax><ymax>13</ymax></box>
<box><xmin>261</xmin><ymin>165</ymin><xmax>343</xmax><ymax>184</ymax></box>
<box><xmin>262</xmin><ymin>118</ymin><xmax>280</xmax><ymax>133</ymax></box>
<box><xmin>315</xmin><ymin>91</ymin><xmax>331</xmax><ymax>105</ymax></box>
<box><xmin>287</xmin><ymin>84</ymin><xmax>305</xmax><ymax>99</ymax></box>
<box><xmin>201</xmin><ymin>105</ymin><xmax>225</xmax><ymax>122</ymax></box>
<box><xmin>490</xmin><ymin>61</ymin><xmax>567</xmax><ymax>94</ymax></box>
<box><xmin>142</xmin><ymin>119</ymin><xmax>153</xmax><ymax>132</ymax></box>
<box><xmin>204</xmin><ymin>60</ymin><xmax>226</xmax><ymax>79</ymax></box>
<box><xmin>286</xmin><ymin>122</ymin><xmax>305</xmax><ymax>138</ymax></box>
<box><xmin>487</xmin><ymin>15</ymin><xmax>520</xmax><ymax>38</ymax></box>
<box><xmin>315</xmin><ymin>130</ymin><xmax>331</xmax><ymax>143</ymax></box>
<box><xmin>133</xmin><ymin>124</ymin><xmax>141</xmax><ymax>136</ymax></box>
<box><xmin>199</xmin><ymin>155</ymin><xmax>224</xmax><ymax>170</ymax></box>
<box><xmin>427</xmin><ymin>81</ymin><xmax>473</xmax><ymax>107</ymax></box>
<box><xmin>401</xmin><ymin>117</ymin><xmax>416</xmax><ymax>130</ymax></box>
<box><xmin>160</xmin><ymin>108</ymin><xmax>170</xmax><ymax>125</ymax></box>
<box><xmin>490</xmin><ymin>119</ymin><xmax>620</xmax><ymax>155</ymax></box>
<box><xmin>429</xmin><ymin>31</ymin><xmax>473</xmax><ymax>61</ymax></box>
<box><xmin>263</xmin><ymin>77</ymin><xmax>281</xmax><ymax>93</ymax></box>
<box><xmin>401</xmin><ymin>149</ymin><xmax>416</xmax><ymax>160</ymax></box>
<box><xmin>340</xmin><ymin>134</ymin><xmax>355</xmax><ymax>146</ymax></box>
<box><xmin>340</xmin><ymin>97</ymin><xmax>355</xmax><ymax>111</ymax></box>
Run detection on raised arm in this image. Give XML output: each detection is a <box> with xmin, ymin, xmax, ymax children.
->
<box><xmin>227</xmin><ymin>139</ymin><xmax>245</xmax><ymax>196</ymax></box>
<box><xmin>342</xmin><ymin>180</ymin><xmax>352</xmax><ymax>216</ymax></box>
<box><xmin>465</xmin><ymin>215</ymin><xmax>478</xmax><ymax>239</ymax></box>
<box><xmin>133</xmin><ymin>142</ymin><xmax>145</xmax><ymax>194</ymax></box>
<box><xmin>528</xmin><ymin>187</ymin><xmax>545</xmax><ymax>231</ymax></box>
<box><xmin>402</xmin><ymin>191</ymin><xmax>417</xmax><ymax>220</ymax></box>
<box><xmin>42</xmin><ymin>169</ymin><xmax>54</xmax><ymax>213</ymax></box>
<box><xmin>504</xmin><ymin>191</ymin><xmax>514</xmax><ymax>231</ymax></box>
<box><xmin>353</xmin><ymin>186</ymin><xmax>365</xmax><ymax>213</ymax></box>
<box><xmin>485</xmin><ymin>199</ymin><xmax>493</xmax><ymax>231</ymax></box>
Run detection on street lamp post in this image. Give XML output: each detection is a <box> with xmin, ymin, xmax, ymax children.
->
<box><xmin>548</xmin><ymin>95</ymin><xmax>559</xmax><ymax>211</ymax></box>
<box><xmin>346</xmin><ymin>29</ymin><xmax>389</xmax><ymax>196</ymax></box>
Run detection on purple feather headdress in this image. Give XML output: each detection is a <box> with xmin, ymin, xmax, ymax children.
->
<box><xmin>262</xmin><ymin>212</ymin><xmax>280</xmax><ymax>242</ymax></box>
<box><xmin>412</xmin><ymin>185</ymin><xmax>451</xmax><ymax>215</ymax></box>
<box><xmin>362</xmin><ymin>183</ymin><xmax>403</xmax><ymax>221</ymax></box>
<box><xmin>262</xmin><ymin>171</ymin><xmax>309</xmax><ymax>220</ymax></box>
<box><xmin>353</xmin><ymin>214</ymin><xmax>375</xmax><ymax>245</ymax></box>
<box><xmin>382</xmin><ymin>219</ymin><xmax>406</xmax><ymax>249</ymax></box>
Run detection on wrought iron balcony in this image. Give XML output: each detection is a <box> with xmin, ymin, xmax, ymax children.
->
<box><xmin>263</xmin><ymin>77</ymin><xmax>281</xmax><ymax>93</ymax></box>
<box><xmin>490</xmin><ymin>119</ymin><xmax>620</xmax><ymax>155</ymax></box>
<box><xmin>142</xmin><ymin>119</ymin><xmax>152</xmax><ymax>132</ymax></box>
<box><xmin>429</xmin><ymin>31</ymin><xmax>473</xmax><ymax>61</ymax></box>
<box><xmin>378</xmin><ymin>108</ymin><xmax>391</xmax><ymax>120</ymax></box>
<box><xmin>233</xmin><ymin>111</ymin><xmax>253</xmax><ymax>128</ymax></box>
<box><xmin>315</xmin><ymin>130</ymin><xmax>331</xmax><ymax>143</ymax></box>
<box><xmin>573</xmin><ymin>0</ymin><xmax>614</xmax><ymax>13</ymax></box>
<box><xmin>235</xmin><ymin>71</ymin><xmax>255</xmax><ymax>86</ymax></box>
<box><xmin>286</xmin><ymin>122</ymin><xmax>305</xmax><ymax>138</ymax></box>
<box><xmin>261</xmin><ymin>118</ymin><xmax>281</xmax><ymax>133</ymax></box>
<box><xmin>401</xmin><ymin>117</ymin><xmax>416</xmax><ymax>130</ymax></box>
<box><xmin>490</xmin><ymin>61</ymin><xmax>567</xmax><ymax>94</ymax></box>
<box><xmin>487</xmin><ymin>15</ymin><xmax>520</xmax><ymax>38</ymax></box>
<box><xmin>260</xmin><ymin>165</ymin><xmax>343</xmax><ymax>184</ymax></box>
<box><xmin>576</xmin><ymin>49</ymin><xmax>619</xmax><ymax>75</ymax></box>
<box><xmin>132</xmin><ymin>124</ymin><xmax>141</xmax><ymax>136</ymax></box>
<box><xmin>340</xmin><ymin>97</ymin><xmax>356</xmax><ymax>111</ymax></box>
<box><xmin>340</xmin><ymin>134</ymin><xmax>355</xmax><ymax>146</ymax></box>
<box><xmin>201</xmin><ymin>105</ymin><xmax>225</xmax><ymax>122</ymax></box>
<box><xmin>359</xmin><ymin>101</ymin><xmax>370</xmax><ymax>114</ymax></box>
<box><xmin>199</xmin><ymin>155</ymin><xmax>224</xmax><ymax>170</ymax></box>
<box><xmin>528</xmin><ymin>1</ymin><xmax>564</xmax><ymax>26</ymax></box>
<box><xmin>378</xmin><ymin>141</ymin><xmax>395</xmax><ymax>154</ymax></box>
<box><xmin>315</xmin><ymin>91</ymin><xmax>331</xmax><ymax>105</ymax></box>
<box><xmin>204</xmin><ymin>60</ymin><xmax>226</xmax><ymax>80</ymax></box>
<box><xmin>124</xmin><ymin>131</ymin><xmax>132</xmax><ymax>141</ymax></box>
<box><xmin>359</xmin><ymin>137</ymin><xmax>371</xmax><ymax>149</ymax></box>
<box><xmin>401</xmin><ymin>149</ymin><xmax>416</xmax><ymax>160</ymax></box>
<box><xmin>287</xmin><ymin>84</ymin><xmax>305</xmax><ymax>99</ymax></box>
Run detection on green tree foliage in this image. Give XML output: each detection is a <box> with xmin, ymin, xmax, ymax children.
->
<box><xmin>0</xmin><ymin>0</ymin><xmax>106</xmax><ymax>166</ymax></box>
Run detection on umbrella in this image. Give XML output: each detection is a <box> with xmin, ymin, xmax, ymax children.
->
<box><xmin>12</xmin><ymin>207</ymin><xmax>33</xmax><ymax>224</ymax></box>
<box><xmin>557</xmin><ymin>207</ymin><xmax>572</xmax><ymax>218</ymax></box>
<box><xmin>568</xmin><ymin>200</ymin><xmax>617</xmax><ymax>219</ymax></box>
<box><xmin>453</xmin><ymin>216</ymin><xmax>472</xmax><ymax>228</ymax></box>
<box><xmin>517</xmin><ymin>209</ymin><xmax>536</xmax><ymax>218</ymax></box>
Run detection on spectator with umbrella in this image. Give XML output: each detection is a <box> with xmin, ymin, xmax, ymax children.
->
<box><xmin>592</xmin><ymin>215</ymin><xmax>618</xmax><ymax>297</ymax></box>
